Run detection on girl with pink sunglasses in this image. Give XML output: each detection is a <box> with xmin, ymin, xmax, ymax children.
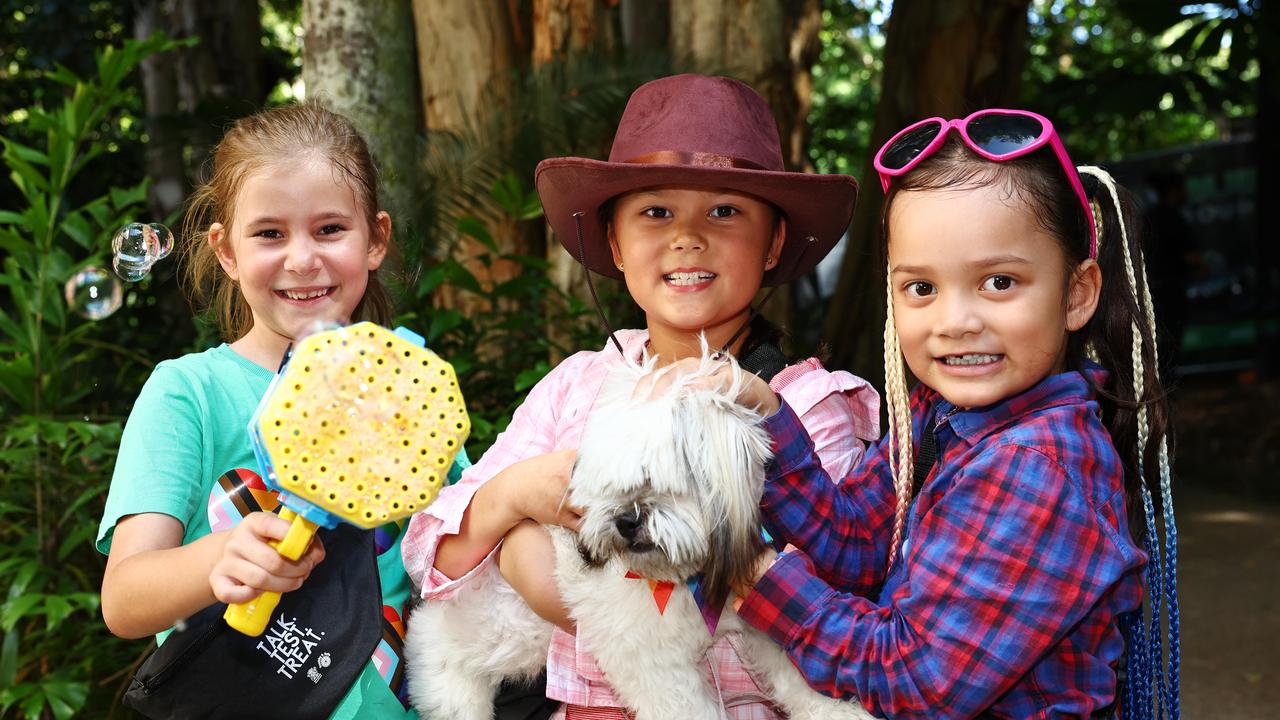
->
<box><xmin>722</xmin><ymin>109</ymin><xmax>1180</xmax><ymax>720</ymax></box>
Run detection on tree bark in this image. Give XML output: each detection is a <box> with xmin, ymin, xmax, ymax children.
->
<box><xmin>532</xmin><ymin>0</ymin><xmax>620</xmax><ymax>360</ymax></box>
<box><xmin>411</xmin><ymin>0</ymin><xmax>519</xmax><ymax>312</ymax></box>
<box><xmin>670</xmin><ymin>0</ymin><xmax>791</xmax><ymax>133</ymax></box>
<box><xmin>133</xmin><ymin>0</ymin><xmax>186</xmax><ymax>217</ymax></box>
<box><xmin>532</xmin><ymin>0</ymin><xmax>611</xmax><ymax>64</ymax></box>
<box><xmin>822</xmin><ymin>0</ymin><xmax>1031</xmax><ymax>385</ymax></box>
<box><xmin>786</xmin><ymin>0</ymin><xmax>822</xmax><ymax>173</ymax></box>
<box><xmin>412</xmin><ymin>0</ymin><xmax>517</xmax><ymax>133</ymax></box>
<box><xmin>303</xmin><ymin>0</ymin><xmax>424</xmax><ymax>234</ymax></box>
<box><xmin>620</xmin><ymin>0</ymin><xmax>670</xmax><ymax>52</ymax></box>
<box><xmin>166</xmin><ymin>0</ymin><xmax>268</xmax><ymax>182</ymax></box>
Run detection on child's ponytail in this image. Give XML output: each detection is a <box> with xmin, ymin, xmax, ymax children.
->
<box><xmin>1074</xmin><ymin>166</ymin><xmax>1180</xmax><ymax>720</ymax></box>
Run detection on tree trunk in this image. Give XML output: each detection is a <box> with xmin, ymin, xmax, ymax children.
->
<box><xmin>620</xmin><ymin>0</ymin><xmax>670</xmax><ymax>52</ymax></box>
<box><xmin>167</xmin><ymin>0</ymin><xmax>268</xmax><ymax>182</ymax></box>
<box><xmin>785</xmin><ymin>0</ymin><xmax>822</xmax><ymax>173</ymax></box>
<box><xmin>532</xmin><ymin>0</ymin><xmax>612</xmax><ymax>64</ymax></box>
<box><xmin>822</xmin><ymin>0</ymin><xmax>1031</xmax><ymax>386</ymax></box>
<box><xmin>670</xmin><ymin>0</ymin><xmax>792</xmax><ymax>141</ymax></box>
<box><xmin>131</xmin><ymin>0</ymin><xmax>267</xmax><ymax>191</ymax></box>
<box><xmin>412</xmin><ymin>0</ymin><xmax>517</xmax><ymax>134</ymax></box>
<box><xmin>411</xmin><ymin>0</ymin><xmax>521</xmax><ymax>317</ymax></box>
<box><xmin>303</xmin><ymin>0</ymin><xmax>424</xmax><ymax>234</ymax></box>
<box><xmin>532</xmin><ymin>0</ymin><xmax>619</xmax><ymax>360</ymax></box>
<box><xmin>133</xmin><ymin>0</ymin><xmax>187</xmax><ymax>218</ymax></box>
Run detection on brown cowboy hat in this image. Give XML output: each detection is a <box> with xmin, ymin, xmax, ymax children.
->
<box><xmin>535</xmin><ymin>74</ymin><xmax>859</xmax><ymax>286</ymax></box>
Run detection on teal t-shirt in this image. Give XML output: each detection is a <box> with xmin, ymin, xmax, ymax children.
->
<box><xmin>99</xmin><ymin>343</ymin><xmax>469</xmax><ymax>719</ymax></box>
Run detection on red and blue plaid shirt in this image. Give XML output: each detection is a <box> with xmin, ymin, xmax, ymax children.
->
<box><xmin>738</xmin><ymin>366</ymin><xmax>1147</xmax><ymax>719</ymax></box>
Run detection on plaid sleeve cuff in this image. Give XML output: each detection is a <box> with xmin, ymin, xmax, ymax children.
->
<box><xmin>762</xmin><ymin>399</ymin><xmax>819</xmax><ymax>477</ymax></box>
<box><xmin>736</xmin><ymin>548</ymin><xmax>836</xmax><ymax>649</ymax></box>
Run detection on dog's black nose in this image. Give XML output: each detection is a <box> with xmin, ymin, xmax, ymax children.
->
<box><xmin>614</xmin><ymin>510</ymin><xmax>643</xmax><ymax>540</ymax></box>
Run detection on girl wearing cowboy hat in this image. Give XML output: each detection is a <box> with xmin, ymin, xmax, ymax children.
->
<box><xmin>402</xmin><ymin>74</ymin><xmax>880</xmax><ymax>719</ymax></box>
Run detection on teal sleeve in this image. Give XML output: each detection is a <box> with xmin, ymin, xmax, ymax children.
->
<box><xmin>97</xmin><ymin>364</ymin><xmax>207</xmax><ymax>555</ymax></box>
<box><xmin>446</xmin><ymin>446</ymin><xmax>471</xmax><ymax>485</ymax></box>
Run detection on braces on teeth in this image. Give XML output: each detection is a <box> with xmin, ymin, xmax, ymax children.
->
<box><xmin>942</xmin><ymin>354</ymin><xmax>1000</xmax><ymax>366</ymax></box>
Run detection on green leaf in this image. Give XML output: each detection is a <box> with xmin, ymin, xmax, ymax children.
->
<box><xmin>57</xmin><ymin>212</ymin><xmax>94</xmax><ymax>250</ymax></box>
<box><xmin>59</xmin><ymin>486</ymin><xmax>106</xmax><ymax>526</ymax></box>
<box><xmin>3</xmin><ymin>141</ymin><xmax>48</xmax><ymax>168</ymax></box>
<box><xmin>0</xmin><ymin>228</ymin><xmax>34</xmax><ymax>256</ymax></box>
<box><xmin>518</xmin><ymin>195</ymin><xmax>544</xmax><ymax>221</ymax></box>
<box><xmin>456</xmin><ymin>216</ymin><xmax>497</xmax><ymax>251</ymax></box>
<box><xmin>109</xmin><ymin>183</ymin><xmax>148</xmax><ymax>209</ymax></box>
<box><xmin>514</xmin><ymin>362</ymin><xmax>551</xmax><ymax>392</ymax></box>
<box><xmin>6</xmin><ymin>561</ymin><xmax>39</xmax><ymax>602</ymax></box>
<box><xmin>41</xmin><ymin>680</ymin><xmax>88</xmax><ymax>720</ymax></box>
<box><xmin>0</xmin><ymin>630</ymin><xmax>16</xmax><ymax>689</ymax></box>
<box><xmin>3</xmin><ymin>152</ymin><xmax>50</xmax><ymax>197</ymax></box>
<box><xmin>504</xmin><ymin>253</ymin><xmax>552</xmax><ymax>271</ymax></box>
<box><xmin>19</xmin><ymin>686</ymin><xmax>44</xmax><ymax>720</ymax></box>
<box><xmin>46</xmin><ymin>63</ymin><xmax>81</xmax><ymax>88</ymax></box>
<box><xmin>43</xmin><ymin>596</ymin><xmax>74</xmax><ymax>631</ymax></box>
<box><xmin>416</xmin><ymin>264</ymin><xmax>449</xmax><ymax>298</ymax></box>
<box><xmin>1</xmin><ymin>594</ymin><xmax>44</xmax><ymax>632</ymax></box>
<box><xmin>442</xmin><ymin>260</ymin><xmax>483</xmax><ymax>294</ymax></box>
<box><xmin>489</xmin><ymin>172</ymin><xmax>527</xmax><ymax>217</ymax></box>
<box><xmin>427</xmin><ymin>310</ymin><xmax>464</xmax><ymax>343</ymax></box>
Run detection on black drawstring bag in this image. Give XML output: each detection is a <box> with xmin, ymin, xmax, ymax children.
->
<box><xmin>123</xmin><ymin>523</ymin><xmax>383</xmax><ymax>720</ymax></box>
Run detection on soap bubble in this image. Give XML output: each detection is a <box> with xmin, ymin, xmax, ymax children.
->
<box><xmin>64</xmin><ymin>267</ymin><xmax>123</xmax><ymax>320</ymax></box>
<box><xmin>112</xmin><ymin>254</ymin><xmax>150</xmax><ymax>282</ymax></box>
<box><xmin>149</xmin><ymin>223</ymin><xmax>175</xmax><ymax>260</ymax></box>
<box><xmin>110</xmin><ymin>222</ymin><xmax>173</xmax><ymax>281</ymax></box>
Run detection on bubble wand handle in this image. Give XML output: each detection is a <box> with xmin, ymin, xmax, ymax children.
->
<box><xmin>223</xmin><ymin>507</ymin><xmax>320</xmax><ymax>635</ymax></box>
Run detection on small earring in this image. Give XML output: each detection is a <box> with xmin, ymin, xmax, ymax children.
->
<box><xmin>617</xmin><ymin>262</ymin><xmax>624</xmax><ymax>271</ymax></box>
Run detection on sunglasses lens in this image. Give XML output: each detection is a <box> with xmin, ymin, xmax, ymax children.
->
<box><xmin>880</xmin><ymin>121</ymin><xmax>944</xmax><ymax>171</ymax></box>
<box><xmin>967</xmin><ymin>113</ymin><xmax>1044</xmax><ymax>156</ymax></box>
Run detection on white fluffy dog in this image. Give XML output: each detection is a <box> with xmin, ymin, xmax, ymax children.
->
<box><xmin>405</xmin><ymin>354</ymin><xmax>873</xmax><ymax>720</ymax></box>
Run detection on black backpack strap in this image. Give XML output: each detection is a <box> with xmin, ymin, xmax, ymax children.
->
<box><xmin>912</xmin><ymin>414</ymin><xmax>938</xmax><ymax>500</ymax></box>
<box><xmin>738</xmin><ymin>341</ymin><xmax>789</xmax><ymax>383</ymax></box>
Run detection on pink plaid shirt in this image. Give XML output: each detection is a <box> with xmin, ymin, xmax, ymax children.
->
<box><xmin>402</xmin><ymin>330</ymin><xmax>880</xmax><ymax>715</ymax></box>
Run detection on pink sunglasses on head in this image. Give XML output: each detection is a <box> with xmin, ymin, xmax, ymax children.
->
<box><xmin>873</xmin><ymin>108</ymin><xmax>1097</xmax><ymax>258</ymax></box>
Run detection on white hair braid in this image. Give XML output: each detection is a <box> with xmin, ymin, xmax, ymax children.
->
<box><xmin>882</xmin><ymin>262</ymin><xmax>914</xmax><ymax>573</ymax></box>
<box><xmin>1077</xmin><ymin>164</ymin><xmax>1180</xmax><ymax>716</ymax></box>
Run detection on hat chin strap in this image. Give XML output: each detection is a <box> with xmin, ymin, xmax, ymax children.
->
<box><xmin>715</xmin><ymin>236</ymin><xmax>815</xmax><ymax>357</ymax></box>
<box><xmin>574</xmin><ymin>212</ymin><xmax>625</xmax><ymax>356</ymax></box>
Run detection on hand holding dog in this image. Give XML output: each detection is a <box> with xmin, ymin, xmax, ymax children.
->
<box><xmin>500</xmin><ymin>449</ymin><xmax>583</xmax><ymax>531</ymax></box>
<box><xmin>647</xmin><ymin>357</ymin><xmax>782</xmax><ymax>417</ymax></box>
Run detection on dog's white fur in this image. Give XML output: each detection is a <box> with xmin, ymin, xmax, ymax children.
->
<box><xmin>405</xmin><ymin>353</ymin><xmax>873</xmax><ymax>720</ymax></box>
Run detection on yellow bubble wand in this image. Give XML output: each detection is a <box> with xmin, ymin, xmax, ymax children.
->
<box><xmin>224</xmin><ymin>322</ymin><xmax>469</xmax><ymax>636</ymax></box>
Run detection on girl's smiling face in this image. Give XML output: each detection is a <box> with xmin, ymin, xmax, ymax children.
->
<box><xmin>210</xmin><ymin>156</ymin><xmax>389</xmax><ymax>365</ymax></box>
<box><xmin>608</xmin><ymin>185</ymin><xmax>783</xmax><ymax>358</ymax></box>
<box><xmin>888</xmin><ymin>184</ymin><xmax>1100</xmax><ymax>408</ymax></box>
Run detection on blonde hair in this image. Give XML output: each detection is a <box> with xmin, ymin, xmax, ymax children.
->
<box><xmin>180</xmin><ymin>102</ymin><xmax>394</xmax><ymax>341</ymax></box>
<box><xmin>882</xmin><ymin>263</ymin><xmax>914</xmax><ymax>570</ymax></box>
